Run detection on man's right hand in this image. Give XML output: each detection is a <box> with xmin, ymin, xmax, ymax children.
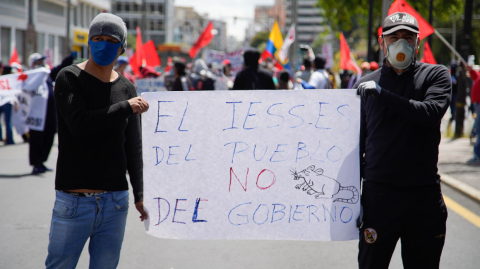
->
<box><xmin>128</xmin><ymin>97</ymin><xmax>149</xmax><ymax>114</ymax></box>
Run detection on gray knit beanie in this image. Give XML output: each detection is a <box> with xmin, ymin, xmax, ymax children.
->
<box><xmin>88</xmin><ymin>13</ymin><xmax>127</xmax><ymax>54</ymax></box>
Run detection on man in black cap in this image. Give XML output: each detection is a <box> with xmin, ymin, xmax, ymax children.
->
<box><xmin>45</xmin><ymin>13</ymin><xmax>149</xmax><ymax>268</ymax></box>
<box><xmin>232</xmin><ymin>49</ymin><xmax>276</xmax><ymax>90</ymax></box>
<box><xmin>355</xmin><ymin>12</ymin><xmax>451</xmax><ymax>268</ymax></box>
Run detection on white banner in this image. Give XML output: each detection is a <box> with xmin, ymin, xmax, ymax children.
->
<box><xmin>0</xmin><ymin>68</ymin><xmax>51</xmax><ymax>132</ymax></box>
<box><xmin>278</xmin><ymin>24</ymin><xmax>295</xmax><ymax>63</ymax></box>
<box><xmin>322</xmin><ymin>43</ymin><xmax>334</xmax><ymax>69</ymax></box>
<box><xmin>204</xmin><ymin>49</ymin><xmax>244</xmax><ymax>74</ymax></box>
<box><xmin>135</xmin><ymin>77</ymin><xmax>167</xmax><ymax>95</ymax></box>
<box><xmin>141</xmin><ymin>90</ymin><xmax>361</xmax><ymax>241</ymax></box>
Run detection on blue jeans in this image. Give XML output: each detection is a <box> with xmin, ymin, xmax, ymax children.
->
<box><xmin>45</xmin><ymin>190</ymin><xmax>129</xmax><ymax>269</ymax></box>
<box><xmin>474</xmin><ymin>103</ymin><xmax>480</xmax><ymax>158</ymax></box>
<box><xmin>0</xmin><ymin>103</ymin><xmax>14</xmax><ymax>144</ymax></box>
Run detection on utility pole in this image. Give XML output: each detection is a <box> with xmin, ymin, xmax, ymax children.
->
<box><xmin>427</xmin><ymin>0</ymin><xmax>433</xmax><ymax>46</ymax></box>
<box><xmin>367</xmin><ymin>0</ymin><xmax>374</xmax><ymax>62</ymax></box>
<box><xmin>66</xmin><ymin>0</ymin><xmax>71</xmax><ymax>56</ymax></box>
<box><xmin>379</xmin><ymin>0</ymin><xmax>390</xmax><ymax>63</ymax></box>
<box><xmin>455</xmin><ymin>0</ymin><xmax>474</xmax><ymax>137</ymax></box>
<box><xmin>290</xmin><ymin>0</ymin><xmax>298</xmax><ymax>72</ymax></box>
<box><xmin>142</xmin><ymin>0</ymin><xmax>147</xmax><ymax>42</ymax></box>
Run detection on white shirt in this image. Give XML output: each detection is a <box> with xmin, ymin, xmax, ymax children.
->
<box><xmin>307</xmin><ymin>69</ymin><xmax>329</xmax><ymax>89</ymax></box>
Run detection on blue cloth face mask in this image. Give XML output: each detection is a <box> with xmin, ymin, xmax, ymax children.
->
<box><xmin>88</xmin><ymin>40</ymin><xmax>122</xmax><ymax>66</ymax></box>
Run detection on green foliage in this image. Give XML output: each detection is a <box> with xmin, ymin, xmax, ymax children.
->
<box><xmin>127</xmin><ymin>34</ymin><xmax>136</xmax><ymax>50</ymax></box>
<box><xmin>250</xmin><ymin>31</ymin><xmax>270</xmax><ymax>49</ymax></box>
<box><xmin>316</xmin><ymin>0</ymin><xmax>465</xmax><ymax>32</ymax></box>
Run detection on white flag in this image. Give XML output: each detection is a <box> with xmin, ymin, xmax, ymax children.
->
<box><xmin>278</xmin><ymin>24</ymin><xmax>295</xmax><ymax>63</ymax></box>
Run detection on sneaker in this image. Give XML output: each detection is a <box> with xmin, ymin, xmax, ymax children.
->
<box><xmin>466</xmin><ymin>157</ymin><xmax>480</xmax><ymax>166</ymax></box>
<box><xmin>40</xmin><ymin>164</ymin><xmax>53</xmax><ymax>172</ymax></box>
<box><xmin>32</xmin><ymin>165</ymin><xmax>46</xmax><ymax>174</ymax></box>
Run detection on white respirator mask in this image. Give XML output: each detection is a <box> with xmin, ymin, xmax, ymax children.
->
<box><xmin>384</xmin><ymin>37</ymin><xmax>417</xmax><ymax>70</ymax></box>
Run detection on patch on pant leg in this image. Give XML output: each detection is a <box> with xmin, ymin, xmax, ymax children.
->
<box><xmin>364</xmin><ymin>228</ymin><xmax>377</xmax><ymax>243</ymax></box>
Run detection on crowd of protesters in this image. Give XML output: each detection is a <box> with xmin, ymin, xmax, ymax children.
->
<box><xmin>0</xmin><ymin>10</ymin><xmax>479</xmax><ymax>269</ymax></box>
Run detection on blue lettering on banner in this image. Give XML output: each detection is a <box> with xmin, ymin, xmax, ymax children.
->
<box><xmin>228</xmin><ymin>202</ymin><xmax>251</xmax><ymax>225</ymax></box>
<box><xmin>267</xmin><ymin>103</ymin><xmax>284</xmax><ymax>128</ymax></box>
<box><xmin>243</xmin><ymin>102</ymin><xmax>261</xmax><ymax>130</ymax></box>
<box><xmin>288</xmin><ymin>105</ymin><xmax>304</xmax><ymax>128</ymax></box>
<box><xmin>314</xmin><ymin>102</ymin><xmax>331</xmax><ymax>129</ymax></box>
<box><xmin>155</xmin><ymin>101</ymin><xmax>174</xmax><ymax>133</ymax></box>
<box><xmin>223</xmin><ymin>101</ymin><xmax>242</xmax><ymax>131</ymax></box>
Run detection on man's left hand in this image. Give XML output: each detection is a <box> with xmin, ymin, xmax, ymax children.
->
<box><xmin>135</xmin><ymin>201</ymin><xmax>148</xmax><ymax>221</ymax></box>
<box><xmin>357</xmin><ymin>81</ymin><xmax>382</xmax><ymax>98</ymax></box>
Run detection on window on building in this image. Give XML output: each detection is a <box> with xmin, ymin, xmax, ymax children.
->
<box><xmin>158</xmin><ymin>3</ymin><xmax>163</xmax><ymax>14</ymax></box>
<box><xmin>133</xmin><ymin>3</ymin><xmax>138</xmax><ymax>12</ymax></box>
<box><xmin>37</xmin><ymin>33</ymin><xmax>45</xmax><ymax>55</ymax></box>
<box><xmin>48</xmin><ymin>35</ymin><xmax>55</xmax><ymax>50</ymax></box>
<box><xmin>58</xmin><ymin>36</ymin><xmax>65</xmax><ymax>57</ymax></box>
<box><xmin>125</xmin><ymin>3</ymin><xmax>130</xmax><ymax>12</ymax></box>
<box><xmin>0</xmin><ymin>0</ymin><xmax>25</xmax><ymax>7</ymax></box>
<box><xmin>132</xmin><ymin>19</ymin><xmax>138</xmax><ymax>29</ymax></box>
<box><xmin>73</xmin><ymin>5</ymin><xmax>78</xmax><ymax>26</ymax></box>
<box><xmin>15</xmin><ymin>29</ymin><xmax>25</xmax><ymax>64</ymax></box>
<box><xmin>157</xmin><ymin>20</ymin><xmax>164</xmax><ymax>31</ymax></box>
<box><xmin>38</xmin><ymin>0</ymin><xmax>64</xmax><ymax>17</ymax></box>
<box><xmin>1</xmin><ymin>27</ymin><xmax>11</xmax><ymax>63</ymax></box>
<box><xmin>116</xmin><ymin>2</ymin><xmax>122</xmax><ymax>12</ymax></box>
<box><xmin>150</xmin><ymin>3</ymin><xmax>155</xmax><ymax>12</ymax></box>
<box><xmin>150</xmin><ymin>20</ymin><xmax>155</xmax><ymax>31</ymax></box>
<box><xmin>125</xmin><ymin>19</ymin><xmax>131</xmax><ymax>30</ymax></box>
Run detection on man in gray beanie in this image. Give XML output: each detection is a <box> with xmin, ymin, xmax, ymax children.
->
<box><xmin>45</xmin><ymin>13</ymin><xmax>149</xmax><ymax>269</ymax></box>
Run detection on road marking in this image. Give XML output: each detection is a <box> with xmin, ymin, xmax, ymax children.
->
<box><xmin>444</xmin><ymin>195</ymin><xmax>480</xmax><ymax>229</ymax></box>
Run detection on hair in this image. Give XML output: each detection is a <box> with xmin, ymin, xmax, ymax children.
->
<box><xmin>174</xmin><ymin>61</ymin><xmax>186</xmax><ymax>76</ymax></box>
<box><xmin>314</xmin><ymin>54</ymin><xmax>326</xmax><ymax>69</ymax></box>
<box><xmin>279</xmin><ymin>71</ymin><xmax>290</xmax><ymax>83</ymax></box>
<box><xmin>244</xmin><ymin>49</ymin><xmax>260</xmax><ymax>68</ymax></box>
<box><xmin>303</xmin><ymin>58</ymin><xmax>312</xmax><ymax>69</ymax></box>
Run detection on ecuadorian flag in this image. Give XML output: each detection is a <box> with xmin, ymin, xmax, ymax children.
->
<box><xmin>261</xmin><ymin>21</ymin><xmax>291</xmax><ymax>71</ymax></box>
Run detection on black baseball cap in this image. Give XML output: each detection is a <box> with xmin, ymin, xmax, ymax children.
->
<box><xmin>382</xmin><ymin>12</ymin><xmax>419</xmax><ymax>36</ymax></box>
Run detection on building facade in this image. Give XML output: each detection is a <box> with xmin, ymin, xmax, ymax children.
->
<box><xmin>286</xmin><ymin>0</ymin><xmax>324</xmax><ymax>45</ymax></box>
<box><xmin>0</xmin><ymin>0</ymin><xmax>110</xmax><ymax>67</ymax></box>
<box><xmin>112</xmin><ymin>0</ymin><xmax>174</xmax><ymax>46</ymax></box>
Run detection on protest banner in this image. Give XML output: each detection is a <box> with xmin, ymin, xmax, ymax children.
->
<box><xmin>322</xmin><ymin>43</ymin><xmax>334</xmax><ymax>69</ymax></box>
<box><xmin>0</xmin><ymin>68</ymin><xmax>51</xmax><ymax>133</ymax></box>
<box><xmin>141</xmin><ymin>89</ymin><xmax>361</xmax><ymax>241</ymax></box>
<box><xmin>135</xmin><ymin>76</ymin><xmax>167</xmax><ymax>95</ymax></box>
<box><xmin>204</xmin><ymin>49</ymin><xmax>244</xmax><ymax>74</ymax></box>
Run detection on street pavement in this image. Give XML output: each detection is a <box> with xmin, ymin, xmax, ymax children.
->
<box><xmin>0</xmin><ymin>133</ymin><xmax>479</xmax><ymax>268</ymax></box>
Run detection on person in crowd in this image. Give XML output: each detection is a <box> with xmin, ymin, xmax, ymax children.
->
<box><xmin>172</xmin><ymin>61</ymin><xmax>192</xmax><ymax>91</ymax></box>
<box><xmin>222</xmin><ymin>59</ymin><xmax>232</xmax><ymax>77</ymax></box>
<box><xmin>297</xmin><ymin>54</ymin><xmax>333</xmax><ymax>89</ymax></box>
<box><xmin>232</xmin><ymin>49</ymin><xmax>276</xmax><ymax>90</ymax></box>
<box><xmin>114</xmin><ymin>56</ymin><xmax>135</xmax><ymax>83</ymax></box>
<box><xmin>340</xmin><ymin>70</ymin><xmax>353</xmax><ymax>89</ymax></box>
<box><xmin>447</xmin><ymin>60</ymin><xmax>458</xmax><ymax>133</ymax></box>
<box><xmin>355</xmin><ymin>12</ymin><xmax>451</xmax><ymax>268</ymax></box>
<box><xmin>348</xmin><ymin>61</ymin><xmax>370</xmax><ymax>89</ymax></box>
<box><xmin>326</xmin><ymin>68</ymin><xmax>337</xmax><ymax>89</ymax></box>
<box><xmin>277</xmin><ymin>70</ymin><xmax>290</xmax><ymax>90</ymax></box>
<box><xmin>466</xmin><ymin>64</ymin><xmax>480</xmax><ymax>165</ymax></box>
<box><xmin>45</xmin><ymin>13</ymin><xmax>148</xmax><ymax>268</ymax></box>
<box><xmin>295</xmin><ymin>58</ymin><xmax>313</xmax><ymax>83</ymax></box>
<box><xmin>0</xmin><ymin>62</ymin><xmax>15</xmax><ymax>145</ymax></box>
<box><xmin>139</xmin><ymin>65</ymin><xmax>161</xmax><ymax>78</ymax></box>
<box><xmin>369</xmin><ymin>61</ymin><xmax>379</xmax><ymax>72</ymax></box>
<box><xmin>28</xmin><ymin>51</ymin><xmax>75</xmax><ymax>174</ymax></box>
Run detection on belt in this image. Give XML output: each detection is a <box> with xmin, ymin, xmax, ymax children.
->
<box><xmin>60</xmin><ymin>190</ymin><xmax>109</xmax><ymax>197</ymax></box>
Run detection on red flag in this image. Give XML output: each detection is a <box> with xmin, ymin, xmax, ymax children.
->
<box><xmin>420</xmin><ymin>42</ymin><xmax>437</xmax><ymax>64</ymax></box>
<box><xmin>189</xmin><ymin>21</ymin><xmax>214</xmax><ymax>58</ymax></box>
<box><xmin>9</xmin><ymin>47</ymin><xmax>20</xmax><ymax>65</ymax></box>
<box><xmin>378</xmin><ymin>0</ymin><xmax>434</xmax><ymax>40</ymax></box>
<box><xmin>135</xmin><ymin>27</ymin><xmax>146</xmax><ymax>67</ymax></box>
<box><xmin>143</xmin><ymin>40</ymin><xmax>161</xmax><ymax>67</ymax></box>
<box><xmin>340</xmin><ymin>32</ymin><xmax>361</xmax><ymax>73</ymax></box>
<box><xmin>165</xmin><ymin>57</ymin><xmax>173</xmax><ymax>72</ymax></box>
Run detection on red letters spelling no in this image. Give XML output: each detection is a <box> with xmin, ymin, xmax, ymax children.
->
<box><xmin>229</xmin><ymin>167</ymin><xmax>276</xmax><ymax>192</ymax></box>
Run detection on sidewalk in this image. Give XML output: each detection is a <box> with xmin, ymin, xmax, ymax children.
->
<box><xmin>438</xmin><ymin>137</ymin><xmax>480</xmax><ymax>202</ymax></box>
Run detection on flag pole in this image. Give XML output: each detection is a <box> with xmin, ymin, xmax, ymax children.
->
<box><xmin>433</xmin><ymin>29</ymin><xmax>467</xmax><ymax>66</ymax></box>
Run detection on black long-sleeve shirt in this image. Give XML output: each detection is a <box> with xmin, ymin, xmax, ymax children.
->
<box><xmin>232</xmin><ymin>66</ymin><xmax>276</xmax><ymax>90</ymax></box>
<box><xmin>54</xmin><ymin>65</ymin><xmax>143</xmax><ymax>203</ymax></box>
<box><xmin>355</xmin><ymin>61</ymin><xmax>451</xmax><ymax>186</ymax></box>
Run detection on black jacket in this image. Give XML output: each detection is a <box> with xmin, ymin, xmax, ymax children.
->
<box><xmin>232</xmin><ymin>66</ymin><xmax>276</xmax><ymax>90</ymax></box>
<box><xmin>355</xmin><ymin>61</ymin><xmax>451</xmax><ymax>186</ymax></box>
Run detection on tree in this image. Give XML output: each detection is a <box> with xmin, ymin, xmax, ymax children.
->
<box><xmin>250</xmin><ymin>31</ymin><xmax>270</xmax><ymax>49</ymax></box>
<box><xmin>316</xmin><ymin>0</ymin><xmax>465</xmax><ymax>33</ymax></box>
<box><xmin>127</xmin><ymin>33</ymin><xmax>136</xmax><ymax>51</ymax></box>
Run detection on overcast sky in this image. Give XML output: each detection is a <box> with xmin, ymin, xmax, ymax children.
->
<box><xmin>175</xmin><ymin>0</ymin><xmax>274</xmax><ymax>41</ymax></box>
